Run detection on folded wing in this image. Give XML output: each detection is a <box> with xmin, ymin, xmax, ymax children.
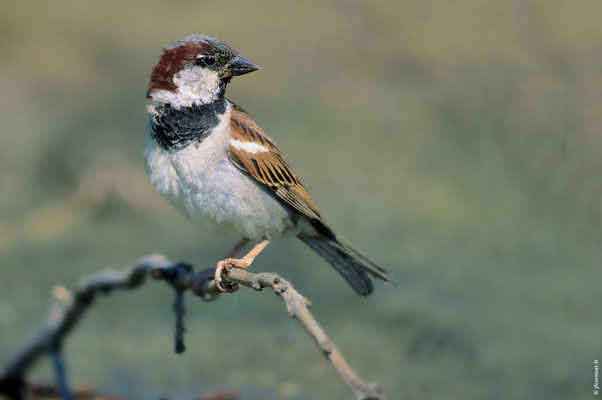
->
<box><xmin>227</xmin><ymin>101</ymin><xmax>324</xmax><ymax>224</ymax></box>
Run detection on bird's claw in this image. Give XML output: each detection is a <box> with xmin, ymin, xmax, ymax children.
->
<box><xmin>214</xmin><ymin>258</ymin><xmax>248</xmax><ymax>292</ymax></box>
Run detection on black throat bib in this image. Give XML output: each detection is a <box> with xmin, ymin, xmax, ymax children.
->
<box><xmin>150</xmin><ymin>99</ymin><xmax>227</xmax><ymax>150</ymax></box>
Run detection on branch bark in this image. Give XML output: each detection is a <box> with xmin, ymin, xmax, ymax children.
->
<box><xmin>224</xmin><ymin>269</ymin><xmax>383</xmax><ymax>399</ymax></box>
<box><xmin>0</xmin><ymin>254</ymin><xmax>384</xmax><ymax>400</ymax></box>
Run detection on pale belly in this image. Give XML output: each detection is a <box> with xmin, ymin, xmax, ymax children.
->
<box><xmin>144</xmin><ymin>125</ymin><xmax>296</xmax><ymax>240</ymax></box>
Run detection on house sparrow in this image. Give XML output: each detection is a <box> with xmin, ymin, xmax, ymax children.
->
<box><xmin>144</xmin><ymin>35</ymin><xmax>392</xmax><ymax>295</ymax></box>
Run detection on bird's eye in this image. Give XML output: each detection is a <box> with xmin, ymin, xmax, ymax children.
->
<box><xmin>203</xmin><ymin>56</ymin><xmax>216</xmax><ymax>66</ymax></box>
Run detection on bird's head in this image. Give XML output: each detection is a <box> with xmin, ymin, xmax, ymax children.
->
<box><xmin>147</xmin><ymin>35</ymin><xmax>259</xmax><ymax>107</ymax></box>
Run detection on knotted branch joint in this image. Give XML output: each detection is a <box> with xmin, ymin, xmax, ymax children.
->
<box><xmin>0</xmin><ymin>254</ymin><xmax>384</xmax><ymax>400</ymax></box>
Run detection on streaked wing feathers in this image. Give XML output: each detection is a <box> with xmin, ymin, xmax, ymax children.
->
<box><xmin>227</xmin><ymin>102</ymin><xmax>322</xmax><ymax>221</ymax></box>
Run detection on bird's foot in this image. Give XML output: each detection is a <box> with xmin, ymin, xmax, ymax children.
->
<box><xmin>214</xmin><ymin>238</ymin><xmax>270</xmax><ymax>292</ymax></box>
<box><xmin>214</xmin><ymin>257</ymin><xmax>251</xmax><ymax>292</ymax></box>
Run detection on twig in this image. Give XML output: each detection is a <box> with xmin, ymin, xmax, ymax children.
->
<box><xmin>156</xmin><ymin>262</ymin><xmax>194</xmax><ymax>354</ymax></box>
<box><xmin>0</xmin><ymin>254</ymin><xmax>384</xmax><ymax>400</ymax></box>
<box><xmin>49</xmin><ymin>345</ymin><xmax>74</xmax><ymax>400</ymax></box>
<box><xmin>0</xmin><ymin>255</ymin><xmax>178</xmax><ymax>399</ymax></box>
<box><xmin>0</xmin><ymin>256</ymin><xmax>159</xmax><ymax>381</ymax></box>
<box><xmin>173</xmin><ymin>287</ymin><xmax>187</xmax><ymax>354</ymax></box>
<box><xmin>224</xmin><ymin>269</ymin><xmax>383</xmax><ymax>400</ymax></box>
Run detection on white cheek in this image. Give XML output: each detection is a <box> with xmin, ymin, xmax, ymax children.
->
<box><xmin>150</xmin><ymin>66</ymin><xmax>221</xmax><ymax>108</ymax></box>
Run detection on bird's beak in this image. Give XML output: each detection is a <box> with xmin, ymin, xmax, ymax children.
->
<box><xmin>224</xmin><ymin>55</ymin><xmax>260</xmax><ymax>78</ymax></box>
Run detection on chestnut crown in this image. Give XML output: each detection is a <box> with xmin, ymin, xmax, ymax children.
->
<box><xmin>147</xmin><ymin>35</ymin><xmax>259</xmax><ymax>101</ymax></box>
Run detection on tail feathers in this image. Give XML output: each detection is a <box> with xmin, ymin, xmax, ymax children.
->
<box><xmin>299</xmin><ymin>234</ymin><xmax>393</xmax><ymax>296</ymax></box>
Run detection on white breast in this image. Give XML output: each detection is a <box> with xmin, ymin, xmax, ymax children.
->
<box><xmin>144</xmin><ymin>103</ymin><xmax>296</xmax><ymax>239</ymax></box>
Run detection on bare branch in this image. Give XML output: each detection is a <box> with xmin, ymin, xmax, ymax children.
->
<box><xmin>224</xmin><ymin>269</ymin><xmax>384</xmax><ymax>400</ymax></box>
<box><xmin>0</xmin><ymin>255</ymin><xmax>164</xmax><ymax>381</ymax></box>
<box><xmin>49</xmin><ymin>345</ymin><xmax>74</xmax><ymax>400</ymax></box>
<box><xmin>0</xmin><ymin>254</ymin><xmax>385</xmax><ymax>400</ymax></box>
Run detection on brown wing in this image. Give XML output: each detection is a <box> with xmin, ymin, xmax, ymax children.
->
<box><xmin>227</xmin><ymin>102</ymin><xmax>323</xmax><ymax>222</ymax></box>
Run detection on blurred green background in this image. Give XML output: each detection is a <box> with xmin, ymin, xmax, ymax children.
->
<box><xmin>1</xmin><ymin>1</ymin><xmax>601</xmax><ymax>399</ymax></box>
